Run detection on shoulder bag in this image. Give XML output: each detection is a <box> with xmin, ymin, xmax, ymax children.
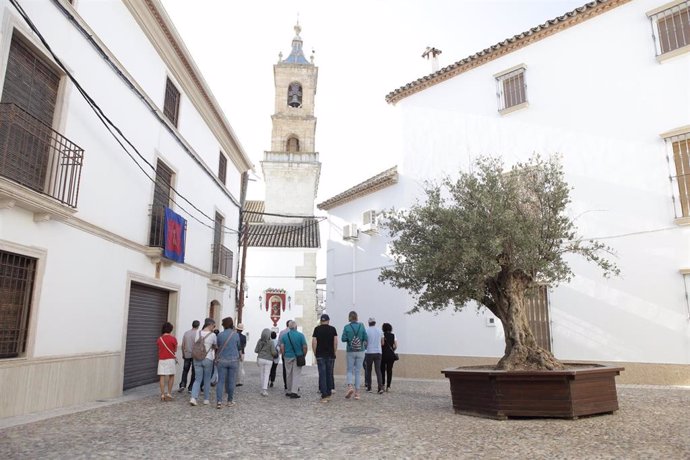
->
<box><xmin>385</xmin><ymin>337</ymin><xmax>399</xmax><ymax>361</ymax></box>
<box><xmin>158</xmin><ymin>336</ymin><xmax>179</xmax><ymax>364</ymax></box>
<box><xmin>213</xmin><ymin>331</ymin><xmax>235</xmax><ymax>365</ymax></box>
<box><xmin>287</xmin><ymin>332</ymin><xmax>306</xmax><ymax>367</ymax></box>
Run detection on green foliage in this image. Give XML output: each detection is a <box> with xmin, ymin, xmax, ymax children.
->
<box><xmin>379</xmin><ymin>155</ymin><xmax>619</xmax><ymax>314</ymax></box>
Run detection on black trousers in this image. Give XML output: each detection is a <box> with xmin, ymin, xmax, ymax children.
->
<box><xmin>282</xmin><ymin>359</ymin><xmax>287</xmax><ymax>389</ymax></box>
<box><xmin>269</xmin><ymin>362</ymin><xmax>278</xmax><ymax>382</ymax></box>
<box><xmin>179</xmin><ymin>357</ymin><xmax>195</xmax><ymax>389</ymax></box>
<box><xmin>381</xmin><ymin>359</ymin><xmax>394</xmax><ymax>388</ymax></box>
<box><xmin>364</xmin><ymin>353</ymin><xmax>383</xmax><ymax>390</ymax></box>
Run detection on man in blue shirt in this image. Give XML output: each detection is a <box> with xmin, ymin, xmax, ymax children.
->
<box><xmin>364</xmin><ymin>317</ymin><xmax>384</xmax><ymax>394</ymax></box>
<box><xmin>280</xmin><ymin>320</ymin><xmax>307</xmax><ymax>399</ymax></box>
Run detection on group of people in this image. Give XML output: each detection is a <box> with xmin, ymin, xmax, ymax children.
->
<box><xmin>155</xmin><ymin>310</ymin><xmax>398</xmax><ymax>406</ymax></box>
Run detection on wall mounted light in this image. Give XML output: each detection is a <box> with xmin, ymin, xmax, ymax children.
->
<box><xmin>288</xmin><ymin>296</ymin><xmax>292</xmax><ymax>310</ymax></box>
<box><xmin>258</xmin><ymin>295</ymin><xmax>262</xmax><ymax>309</ymax></box>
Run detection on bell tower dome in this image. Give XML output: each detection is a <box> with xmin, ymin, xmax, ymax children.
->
<box><xmin>262</xmin><ymin>23</ymin><xmax>321</xmax><ymax>224</ymax></box>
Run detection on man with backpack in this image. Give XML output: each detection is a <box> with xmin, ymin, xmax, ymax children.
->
<box><xmin>341</xmin><ymin>310</ymin><xmax>368</xmax><ymax>400</ymax></box>
<box><xmin>189</xmin><ymin>318</ymin><xmax>217</xmax><ymax>406</ymax></box>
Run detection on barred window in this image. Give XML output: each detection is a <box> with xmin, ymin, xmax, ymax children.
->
<box><xmin>496</xmin><ymin>67</ymin><xmax>527</xmax><ymax>113</ymax></box>
<box><xmin>0</xmin><ymin>250</ymin><xmax>36</xmax><ymax>359</ymax></box>
<box><xmin>666</xmin><ymin>132</ymin><xmax>690</xmax><ymax>218</ymax></box>
<box><xmin>149</xmin><ymin>160</ymin><xmax>174</xmax><ymax>247</ymax></box>
<box><xmin>218</xmin><ymin>151</ymin><xmax>227</xmax><ymax>185</ymax></box>
<box><xmin>163</xmin><ymin>77</ymin><xmax>180</xmax><ymax>127</ymax></box>
<box><xmin>649</xmin><ymin>1</ymin><xmax>690</xmax><ymax>56</ymax></box>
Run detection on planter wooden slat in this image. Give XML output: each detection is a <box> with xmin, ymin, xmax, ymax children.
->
<box><xmin>442</xmin><ymin>363</ymin><xmax>623</xmax><ymax>420</ymax></box>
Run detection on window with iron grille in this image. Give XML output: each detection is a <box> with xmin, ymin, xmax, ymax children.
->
<box><xmin>524</xmin><ymin>285</ymin><xmax>552</xmax><ymax>352</ymax></box>
<box><xmin>649</xmin><ymin>1</ymin><xmax>690</xmax><ymax>56</ymax></box>
<box><xmin>218</xmin><ymin>151</ymin><xmax>227</xmax><ymax>185</ymax></box>
<box><xmin>665</xmin><ymin>131</ymin><xmax>690</xmax><ymax>218</ymax></box>
<box><xmin>149</xmin><ymin>160</ymin><xmax>174</xmax><ymax>247</ymax></box>
<box><xmin>211</xmin><ymin>212</ymin><xmax>232</xmax><ymax>277</ymax></box>
<box><xmin>163</xmin><ymin>77</ymin><xmax>180</xmax><ymax>127</ymax></box>
<box><xmin>0</xmin><ymin>250</ymin><xmax>36</xmax><ymax>359</ymax></box>
<box><xmin>496</xmin><ymin>67</ymin><xmax>527</xmax><ymax>112</ymax></box>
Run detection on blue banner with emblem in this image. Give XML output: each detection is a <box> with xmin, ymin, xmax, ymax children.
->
<box><xmin>164</xmin><ymin>207</ymin><xmax>186</xmax><ymax>263</ymax></box>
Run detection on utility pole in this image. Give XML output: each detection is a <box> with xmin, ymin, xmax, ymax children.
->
<box><xmin>236</xmin><ymin>221</ymin><xmax>249</xmax><ymax>324</ymax></box>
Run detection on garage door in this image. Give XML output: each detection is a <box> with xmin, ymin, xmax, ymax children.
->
<box><xmin>123</xmin><ymin>282</ymin><xmax>170</xmax><ymax>390</ymax></box>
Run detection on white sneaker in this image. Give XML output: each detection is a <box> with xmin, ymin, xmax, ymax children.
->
<box><xmin>261</xmin><ymin>390</ymin><xmax>268</xmax><ymax>396</ymax></box>
<box><xmin>189</xmin><ymin>398</ymin><xmax>197</xmax><ymax>406</ymax></box>
<box><xmin>203</xmin><ymin>400</ymin><xmax>210</xmax><ymax>405</ymax></box>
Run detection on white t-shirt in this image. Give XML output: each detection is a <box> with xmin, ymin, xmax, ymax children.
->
<box><xmin>199</xmin><ymin>330</ymin><xmax>217</xmax><ymax>361</ymax></box>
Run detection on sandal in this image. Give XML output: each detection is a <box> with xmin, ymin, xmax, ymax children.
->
<box><xmin>160</xmin><ymin>394</ymin><xmax>166</xmax><ymax>402</ymax></box>
<box><xmin>164</xmin><ymin>394</ymin><xmax>173</xmax><ymax>401</ymax></box>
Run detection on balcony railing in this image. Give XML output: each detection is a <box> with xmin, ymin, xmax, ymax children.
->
<box><xmin>0</xmin><ymin>103</ymin><xmax>83</xmax><ymax>208</ymax></box>
<box><xmin>263</xmin><ymin>151</ymin><xmax>319</xmax><ymax>164</ymax></box>
<box><xmin>149</xmin><ymin>204</ymin><xmax>166</xmax><ymax>248</ymax></box>
<box><xmin>212</xmin><ymin>244</ymin><xmax>233</xmax><ymax>278</ymax></box>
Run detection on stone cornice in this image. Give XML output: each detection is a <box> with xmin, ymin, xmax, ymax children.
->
<box><xmin>385</xmin><ymin>0</ymin><xmax>631</xmax><ymax>105</ymax></box>
<box><xmin>122</xmin><ymin>0</ymin><xmax>253</xmax><ymax>172</ymax></box>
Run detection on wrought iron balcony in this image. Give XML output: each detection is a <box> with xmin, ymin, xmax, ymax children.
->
<box><xmin>148</xmin><ymin>204</ymin><xmax>166</xmax><ymax>248</ymax></box>
<box><xmin>0</xmin><ymin>103</ymin><xmax>83</xmax><ymax>208</ymax></box>
<box><xmin>212</xmin><ymin>243</ymin><xmax>233</xmax><ymax>278</ymax></box>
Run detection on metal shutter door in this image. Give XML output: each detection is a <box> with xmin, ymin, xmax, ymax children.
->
<box><xmin>123</xmin><ymin>283</ymin><xmax>169</xmax><ymax>390</ymax></box>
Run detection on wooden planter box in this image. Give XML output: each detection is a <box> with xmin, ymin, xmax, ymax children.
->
<box><xmin>441</xmin><ymin>364</ymin><xmax>624</xmax><ymax>420</ymax></box>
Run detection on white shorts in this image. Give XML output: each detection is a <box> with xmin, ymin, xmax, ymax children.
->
<box><xmin>157</xmin><ymin>358</ymin><xmax>176</xmax><ymax>375</ymax></box>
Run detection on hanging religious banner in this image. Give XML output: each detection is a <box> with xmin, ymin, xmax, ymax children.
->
<box><xmin>265</xmin><ymin>289</ymin><xmax>286</xmax><ymax>327</ymax></box>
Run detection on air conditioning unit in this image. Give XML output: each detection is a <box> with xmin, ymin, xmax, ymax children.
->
<box><xmin>342</xmin><ymin>223</ymin><xmax>359</xmax><ymax>241</ymax></box>
<box><xmin>361</xmin><ymin>210</ymin><xmax>378</xmax><ymax>235</ymax></box>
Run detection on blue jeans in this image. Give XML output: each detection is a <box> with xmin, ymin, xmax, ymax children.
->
<box><xmin>191</xmin><ymin>358</ymin><xmax>213</xmax><ymax>401</ymax></box>
<box><xmin>346</xmin><ymin>352</ymin><xmax>365</xmax><ymax>389</ymax></box>
<box><xmin>316</xmin><ymin>357</ymin><xmax>335</xmax><ymax>398</ymax></box>
<box><xmin>216</xmin><ymin>359</ymin><xmax>239</xmax><ymax>403</ymax></box>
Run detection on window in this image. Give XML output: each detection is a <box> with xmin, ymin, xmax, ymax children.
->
<box><xmin>218</xmin><ymin>151</ymin><xmax>227</xmax><ymax>185</ymax></box>
<box><xmin>0</xmin><ymin>33</ymin><xmax>83</xmax><ymax>207</ymax></box>
<box><xmin>666</xmin><ymin>131</ymin><xmax>690</xmax><ymax>218</ymax></box>
<box><xmin>286</xmin><ymin>136</ymin><xmax>300</xmax><ymax>153</ymax></box>
<box><xmin>649</xmin><ymin>1</ymin><xmax>690</xmax><ymax>56</ymax></box>
<box><xmin>495</xmin><ymin>66</ymin><xmax>527</xmax><ymax>113</ymax></box>
<box><xmin>149</xmin><ymin>160</ymin><xmax>174</xmax><ymax>247</ymax></box>
<box><xmin>163</xmin><ymin>77</ymin><xmax>180</xmax><ymax>127</ymax></box>
<box><xmin>0</xmin><ymin>250</ymin><xmax>36</xmax><ymax>358</ymax></box>
<box><xmin>524</xmin><ymin>285</ymin><xmax>552</xmax><ymax>352</ymax></box>
<box><xmin>287</xmin><ymin>81</ymin><xmax>302</xmax><ymax>108</ymax></box>
<box><xmin>212</xmin><ymin>212</ymin><xmax>233</xmax><ymax>277</ymax></box>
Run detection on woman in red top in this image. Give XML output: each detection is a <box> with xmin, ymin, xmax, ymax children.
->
<box><xmin>157</xmin><ymin>322</ymin><xmax>178</xmax><ymax>401</ymax></box>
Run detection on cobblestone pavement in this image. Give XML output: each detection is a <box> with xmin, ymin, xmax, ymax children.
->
<box><xmin>1</xmin><ymin>366</ymin><xmax>689</xmax><ymax>459</ymax></box>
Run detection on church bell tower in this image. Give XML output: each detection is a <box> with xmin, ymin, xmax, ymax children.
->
<box><xmin>262</xmin><ymin>23</ymin><xmax>321</xmax><ymax>224</ymax></box>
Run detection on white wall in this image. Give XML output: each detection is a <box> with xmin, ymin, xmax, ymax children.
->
<box><xmin>325</xmin><ymin>0</ymin><xmax>690</xmax><ymax>365</ymax></box>
<box><xmin>0</xmin><ymin>1</ymin><xmax>244</xmax><ymax>361</ymax></box>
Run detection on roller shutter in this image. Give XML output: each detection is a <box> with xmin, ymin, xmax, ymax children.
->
<box><xmin>123</xmin><ymin>282</ymin><xmax>169</xmax><ymax>390</ymax></box>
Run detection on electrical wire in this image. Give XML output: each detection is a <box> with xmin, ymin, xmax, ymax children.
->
<box><xmin>9</xmin><ymin>0</ymin><xmax>238</xmax><ymax>233</ymax></box>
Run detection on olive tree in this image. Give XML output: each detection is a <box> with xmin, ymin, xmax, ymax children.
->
<box><xmin>379</xmin><ymin>155</ymin><xmax>618</xmax><ymax>371</ymax></box>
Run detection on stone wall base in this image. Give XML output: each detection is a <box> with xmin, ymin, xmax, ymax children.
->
<box><xmin>333</xmin><ymin>351</ymin><xmax>690</xmax><ymax>386</ymax></box>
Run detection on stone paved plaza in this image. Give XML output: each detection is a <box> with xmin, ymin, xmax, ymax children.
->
<box><xmin>1</xmin><ymin>366</ymin><xmax>689</xmax><ymax>459</ymax></box>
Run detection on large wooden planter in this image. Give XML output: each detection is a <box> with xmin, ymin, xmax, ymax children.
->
<box><xmin>441</xmin><ymin>364</ymin><xmax>624</xmax><ymax>420</ymax></box>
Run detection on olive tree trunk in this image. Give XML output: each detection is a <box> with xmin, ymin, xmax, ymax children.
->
<box><xmin>486</xmin><ymin>273</ymin><xmax>563</xmax><ymax>371</ymax></box>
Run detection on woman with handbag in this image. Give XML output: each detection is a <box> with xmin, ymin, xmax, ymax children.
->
<box><xmin>214</xmin><ymin>317</ymin><xmax>241</xmax><ymax>408</ymax></box>
<box><xmin>255</xmin><ymin>328</ymin><xmax>278</xmax><ymax>396</ymax></box>
<box><xmin>380</xmin><ymin>322</ymin><xmax>398</xmax><ymax>392</ymax></box>
<box><xmin>157</xmin><ymin>322</ymin><xmax>178</xmax><ymax>402</ymax></box>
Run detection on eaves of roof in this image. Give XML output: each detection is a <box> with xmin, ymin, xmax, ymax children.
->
<box><xmin>247</xmin><ymin>220</ymin><xmax>321</xmax><ymax>248</ymax></box>
<box><xmin>385</xmin><ymin>0</ymin><xmax>631</xmax><ymax>105</ymax></box>
<box><xmin>317</xmin><ymin>166</ymin><xmax>398</xmax><ymax>211</ymax></box>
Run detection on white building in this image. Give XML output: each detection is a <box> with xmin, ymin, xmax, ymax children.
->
<box><xmin>319</xmin><ymin>0</ymin><xmax>690</xmax><ymax>384</ymax></box>
<box><xmin>240</xmin><ymin>24</ymin><xmax>321</xmax><ymax>363</ymax></box>
<box><xmin>0</xmin><ymin>0</ymin><xmax>252</xmax><ymax>417</ymax></box>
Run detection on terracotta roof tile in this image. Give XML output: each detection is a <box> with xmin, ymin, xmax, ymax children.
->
<box><xmin>385</xmin><ymin>0</ymin><xmax>630</xmax><ymax>104</ymax></box>
<box><xmin>247</xmin><ymin>220</ymin><xmax>320</xmax><ymax>248</ymax></box>
<box><xmin>317</xmin><ymin>166</ymin><xmax>398</xmax><ymax>210</ymax></box>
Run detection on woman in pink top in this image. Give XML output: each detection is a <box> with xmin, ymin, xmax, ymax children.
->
<box><xmin>157</xmin><ymin>322</ymin><xmax>178</xmax><ymax>401</ymax></box>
